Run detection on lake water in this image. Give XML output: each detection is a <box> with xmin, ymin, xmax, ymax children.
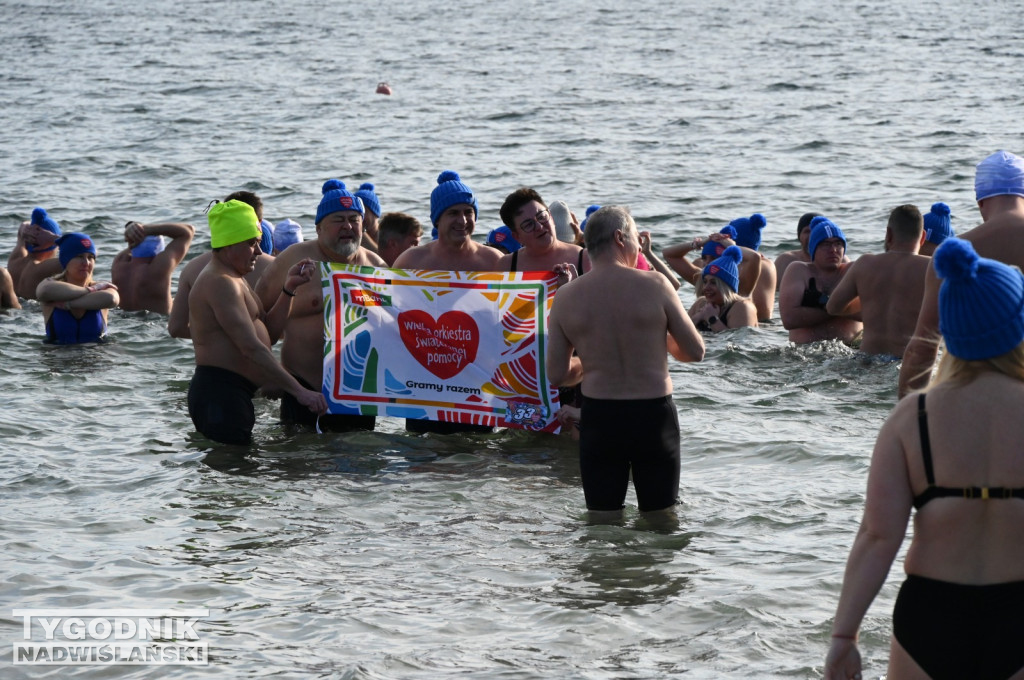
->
<box><xmin>2</xmin><ymin>0</ymin><xmax>1022</xmax><ymax>677</ymax></box>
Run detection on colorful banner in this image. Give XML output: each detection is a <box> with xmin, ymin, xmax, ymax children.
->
<box><xmin>321</xmin><ymin>264</ymin><xmax>562</xmax><ymax>433</ymax></box>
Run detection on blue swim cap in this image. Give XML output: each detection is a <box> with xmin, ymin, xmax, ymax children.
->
<box><xmin>131</xmin><ymin>235</ymin><xmax>166</xmax><ymax>258</ymax></box>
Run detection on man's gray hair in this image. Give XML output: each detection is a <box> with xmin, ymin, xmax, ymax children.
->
<box><xmin>584</xmin><ymin>206</ymin><xmax>634</xmax><ymax>257</ymax></box>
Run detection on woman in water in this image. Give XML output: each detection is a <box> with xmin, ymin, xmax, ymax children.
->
<box><xmin>688</xmin><ymin>245</ymin><xmax>757</xmax><ymax>331</ymax></box>
<box><xmin>826</xmin><ymin>237</ymin><xmax>1024</xmax><ymax>680</ymax></box>
<box><xmin>36</xmin><ymin>232</ymin><xmax>119</xmax><ymax>344</ymax></box>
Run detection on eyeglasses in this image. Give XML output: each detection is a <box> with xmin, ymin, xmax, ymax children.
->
<box><xmin>517</xmin><ymin>209</ymin><xmax>551</xmax><ymax>233</ymax></box>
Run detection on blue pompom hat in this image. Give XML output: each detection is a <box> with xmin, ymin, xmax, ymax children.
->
<box><xmin>923</xmin><ymin>202</ymin><xmax>953</xmax><ymax>246</ymax></box>
<box><xmin>316</xmin><ymin>179</ymin><xmax>364</xmax><ymax>225</ymax></box>
<box><xmin>974</xmin><ymin>150</ymin><xmax>1024</xmax><ymax>201</ymax></box>
<box><xmin>29</xmin><ymin>207</ymin><xmax>62</xmax><ymax>253</ymax></box>
<box><xmin>486</xmin><ymin>226</ymin><xmax>522</xmax><ymax>252</ymax></box>
<box><xmin>728</xmin><ymin>213</ymin><xmax>767</xmax><ymax>250</ymax></box>
<box><xmin>934</xmin><ymin>237</ymin><xmax>1024</xmax><ymax>360</ymax></box>
<box><xmin>703</xmin><ymin>245</ymin><xmax>743</xmax><ymax>293</ymax></box>
<box><xmin>579</xmin><ymin>204</ymin><xmax>601</xmax><ymax>232</ymax></box>
<box><xmin>704</xmin><ymin>225</ymin><xmax>739</xmax><ymax>258</ymax></box>
<box><xmin>355</xmin><ymin>183</ymin><xmax>382</xmax><ymax>217</ymax></box>
<box><xmin>57</xmin><ymin>232</ymin><xmax>97</xmax><ymax>269</ymax></box>
<box><xmin>808</xmin><ymin>216</ymin><xmax>847</xmax><ymax>260</ymax></box>
<box><xmin>429</xmin><ymin>171</ymin><xmax>478</xmax><ymax>227</ymax></box>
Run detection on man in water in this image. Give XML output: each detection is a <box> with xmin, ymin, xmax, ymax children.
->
<box><xmin>188</xmin><ymin>199</ymin><xmax>325</xmax><ymax>445</ymax></box>
<box><xmin>773</xmin><ymin>212</ymin><xmax>821</xmax><ymax>286</ymax></box>
<box><xmin>778</xmin><ymin>217</ymin><xmax>863</xmax><ymax>344</ymax></box>
<box><xmin>547</xmin><ymin>206</ymin><xmax>705</xmax><ymax>520</ymax></box>
<box><xmin>377</xmin><ymin>212</ymin><xmax>422</xmax><ymax>266</ymax></box>
<box><xmin>826</xmin><ymin>204</ymin><xmax>930</xmax><ymax>358</ymax></box>
<box><xmin>255</xmin><ymin>180</ymin><xmax>386</xmax><ymax>432</ymax></box>
<box><xmin>899</xmin><ymin>150</ymin><xmax>1024</xmax><ymax>397</ymax></box>
<box><xmin>393</xmin><ymin>170</ymin><xmax>503</xmax><ymax>435</ymax></box>
<box><xmin>168</xmin><ymin>190</ymin><xmax>274</xmax><ymax>338</ymax></box>
<box><xmin>0</xmin><ymin>267</ymin><xmax>20</xmax><ymax>309</ymax></box>
<box><xmin>7</xmin><ymin>208</ymin><xmax>64</xmax><ymax>300</ymax></box>
<box><xmin>111</xmin><ymin>220</ymin><xmax>194</xmax><ymax>314</ymax></box>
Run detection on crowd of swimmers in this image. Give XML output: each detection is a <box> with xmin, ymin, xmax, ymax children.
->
<box><xmin>6</xmin><ymin>150</ymin><xmax>1024</xmax><ymax>677</ymax></box>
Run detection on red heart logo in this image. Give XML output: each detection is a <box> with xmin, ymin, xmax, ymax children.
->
<box><xmin>398</xmin><ymin>310</ymin><xmax>479</xmax><ymax>380</ymax></box>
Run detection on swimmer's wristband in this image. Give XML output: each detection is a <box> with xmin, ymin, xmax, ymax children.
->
<box><xmin>282</xmin><ymin>286</ymin><xmax>296</xmax><ymax>297</ymax></box>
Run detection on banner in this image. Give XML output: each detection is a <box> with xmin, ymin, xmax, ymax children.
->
<box><xmin>321</xmin><ymin>264</ymin><xmax>562</xmax><ymax>432</ymax></box>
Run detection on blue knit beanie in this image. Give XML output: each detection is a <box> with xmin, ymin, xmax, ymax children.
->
<box><xmin>259</xmin><ymin>219</ymin><xmax>275</xmax><ymax>254</ymax></box>
<box><xmin>429</xmin><ymin>170</ymin><xmax>478</xmax><ymax>227</ymax></box>
<box><xmin>579</xmin><ymin>204</ymin><xmax>601</xmax><ymax>232</ymax></box>
<box><xmin>728</xmin><ymin>213</ymin><xmax>767</xmax><ymax>250</ymax></box>
<box><xmin>57</xmin><ymin>232</ymin><xmax>97</xmax><ymax>269</ymax></box>
<box><xmin>703</xmin><ymin>245</ymin><xmax>743</xmax><ymax>293</ymax></box>
<box><xmin>486</xmin><ymin>226</ymin><xmax>522</xmax><ymax>253</ymax></box>
<box><xmin>28</xmin><ymin>207</ymin><xmax>62</xmax><ymax>253</ymax></box>
<box><xmin>808</xmin><ymin>217</ymin><xmax>847</xmax><ymax>260</ymax></box>
<box><xmin>316</xmin><ymin>179</ymin><xmax>364</xmax><ymax>225</ymax></box>
<box><xmin>923</xmin><ymin>202</ymin><xmax>953</xmax><ymax>245</ymax></box>
<box><xmin>704</xmin><ymin>225</ymin><xmax>739</xmax><ymax>258</ymax></box>
<box><xmin>355</xmin><ymin>183</ymin><xmax>382</xmax><ymax>217</ymax></box>
<box><xmin>934</xmin><ymin>237</ymin><xmax>1024</xmax><ymax>360</ymax></box>
<box><xmin>975</xmin><ymin>150</ymin><xmax>1024</xmax><ymax>201</ymax></box>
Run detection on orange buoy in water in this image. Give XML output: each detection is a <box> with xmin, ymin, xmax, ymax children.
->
<box><xmin>376</xmin><ymin>81</ymin><xmax>392</xmax><ymax>95</ymax></box>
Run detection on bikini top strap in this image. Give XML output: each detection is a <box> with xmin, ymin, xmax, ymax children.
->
<box><xmin>917</xmin><ymin>393</ymin><xmax>936</xmax><ymax>486</ymax></box>
<box><xmin>577</xmin><ymin>248</ymin><xmax>584</xmax><ymax>273</ymax></box>
<box><xmin>510</xmin><ymin>249</ymin><xmax>519</xmax><ymax>272</ymax></box>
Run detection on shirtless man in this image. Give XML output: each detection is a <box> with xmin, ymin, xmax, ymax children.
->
<box><xmin>7</xmin><ymin>208</ymin><xmax>63</xmax><ymax>300</ymax></box>
<box><xmin>255</xmin><ymin>179</ymin><xmax>386</xmax><ymax>432</ymax></box>
<box><xmin>355</xmin><ymin>182</ymin><xmax>382</xmax><ymax>253</ymax></box>
<box><xmin>826</xmin><ymin>205</ymin><xmax>930</xmax><ymax>358</ymax></box>
<box><xmin>167</xmin><ymin>190</ymin><xmax>274</xmax><ymax>338</ymax></box>
<box><xmin>774</xmin><ymin>212</ymin><xmax>821</xmax><ymax>285</ymax></box>
<box><xmin>377</xmin><ymin>212</ymin><xmax>422</xmax><ymax>267</ymax></box>
<box><xmin>111</xmin><ymin>220</ymin><xmax>194</xmax><ymax>314</ymax></box>
<box><xmin>547</xmin><ymin>206</ymin><xmax>705</xmax><ymax>520</ymax></box>
<box><xmin>188</xmin><ymin>199</ymin><xmax>325</xmax><ymax>445</ymax></box>
<box><xmin>394</xmin><ymin>170</ymin><xmax>503</xmax><ymax>434</ymax></box>
<box><xmin>394</xmin><ymin>171</ymin><xmax>503</xmax><ymax>272</ymax></box>
<box><xmin>899</xmin><ymin>150</ymin><xmax>1024</xmax><ymax>397</ymax></box>
<box><xmin>779</xmin><ymin>217</ymin><xmax>863</xmax><ymax>344</ymax></box>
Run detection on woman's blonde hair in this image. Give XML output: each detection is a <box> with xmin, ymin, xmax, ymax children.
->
<box><xmin>928</xmin><ymin>339</ymin><xmax>1024</xmax><ymax>388</ymax></box>
<box><xmin>699</xmin><ymin>275</ymin><xmax>741</xmax><ymax>306</ymax></box>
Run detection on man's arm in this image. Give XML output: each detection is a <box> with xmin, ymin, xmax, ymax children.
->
<box><xmin>664</xmin><ymin>281</ymin><xmax>705</xmax><ymax>362</ymax></box>
<box><xmin>254</xmin><ymin>247</ymin><xmax>303</xmax><ymax>312</ymax></box>
<box><xmin>208</xmin><ymin>277</ymin><xmax>327</xmax><ymax>413</ymax></box>
<box><xmin>640</xmin><ymin>232</ymin><xmax>681</xmax><ymax>290</ymax></box>
<box><xmin>897</xmin><ymin>266</ymin><xmax>941</xmax><ymax>398</ymax></box>
<box><xmin>545</xmin><ymin>297</ymin><xmax>582</xmax><ymax>387</ymax></box>
<box><xmin>662</xmin><ymin>238</ymin><xmax>704</xmax><ymax>287</ymax></box>
<box><xmin>263</xmin><ymin>259</ymin><xmax>316</xmax><ymax>344</ymax></box>
<box><xmin>135</xmin><ymin>222</ymin><xmax>195</xmax><ymax>271</ymax></box>
<box><xmin>826</xmin><ymin>259</ymin><xmax>862</xmax><ymax>316</ymax></box>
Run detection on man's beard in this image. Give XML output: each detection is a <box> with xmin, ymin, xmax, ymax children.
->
<box><xmin>335</xmin><ymin>240</ymin><xmax>359</xmax><ymax>258</ymax></box>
